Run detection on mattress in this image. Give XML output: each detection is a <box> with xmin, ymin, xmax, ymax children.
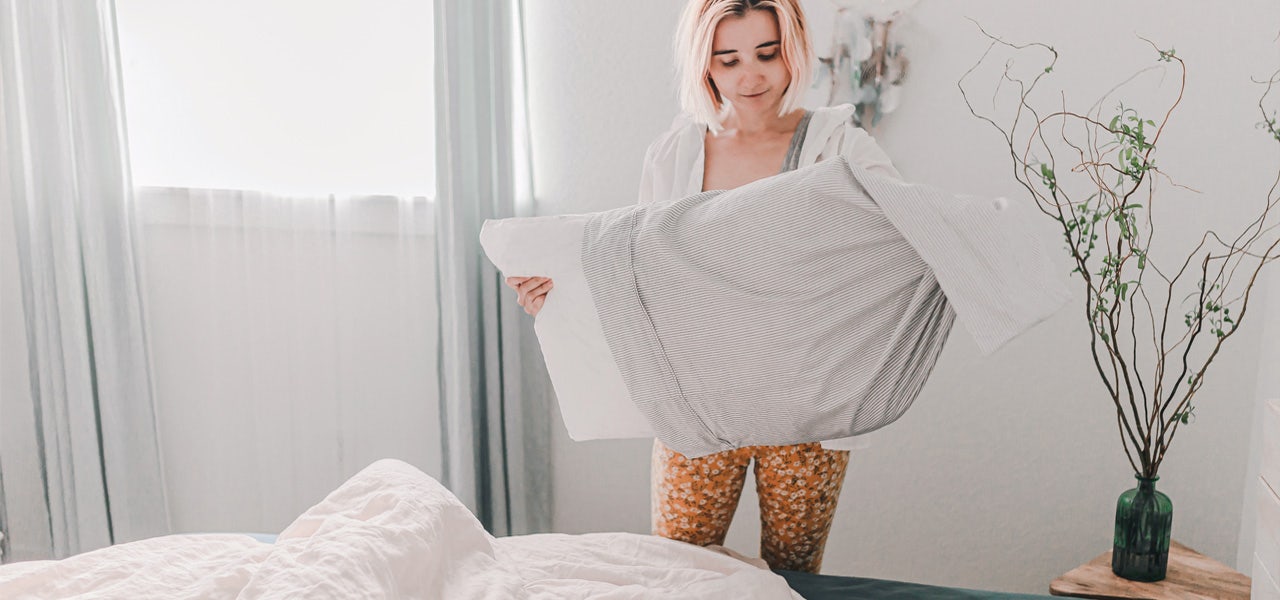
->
<box><xmin>234</xmin><ymin>534</ymin><xmax>1056</xmax><ymax>599</ymax></box>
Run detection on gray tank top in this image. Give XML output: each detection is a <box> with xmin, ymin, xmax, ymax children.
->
<box><xmin>779</xmin><ymin>110</ymin><xmax>814</xmax><ymax>173</ymax></box>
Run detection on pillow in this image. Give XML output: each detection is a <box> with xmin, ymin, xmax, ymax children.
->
<box><xmin>479</xmin><ymin>214</ymin><xmax>654</xmax><ymax>440</ymax></box>
<box><xmin>482</xmin><ymin>158</ymin><xmax>1070</xmax><ymax>457</ymax></box>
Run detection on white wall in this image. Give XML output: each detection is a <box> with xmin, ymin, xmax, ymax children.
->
<box><xmin>524</xmin><ymin>0</ymin><xmax>1280</xmax><ymax>593</ymax></box>
<box><xmin>1241</xmin><ymin>271</ymin><xmax>1280</xmax><ymax>569</ymax></box>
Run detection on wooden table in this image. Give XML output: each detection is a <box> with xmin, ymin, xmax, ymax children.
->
<box><xmin>1049</xmin><ymin>540</ymin><xmax>1251</xmax><ymax>599</ymax></box>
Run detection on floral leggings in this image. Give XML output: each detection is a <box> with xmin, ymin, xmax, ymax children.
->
<box><xmin>650</xmin><ymin>439</ymin><xmax>851</xmax><ymax>573</ymax></box>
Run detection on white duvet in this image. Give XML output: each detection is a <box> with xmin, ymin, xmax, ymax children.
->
<box><xmin>0</xmin><ymin>460</ymin><xmax>801</xmax><ymax>599</ymax></box>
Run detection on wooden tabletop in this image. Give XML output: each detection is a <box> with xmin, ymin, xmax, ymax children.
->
<box><xmin>1049</xmin><ymin>540</ymin><xmax>1250</xmax><ymax>599</ymax></box>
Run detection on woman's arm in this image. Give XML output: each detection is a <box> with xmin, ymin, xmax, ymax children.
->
<box><xmin>506</xmin><ymin>276</ymin><xmax>553</xmax><ymax>315</ymax></box>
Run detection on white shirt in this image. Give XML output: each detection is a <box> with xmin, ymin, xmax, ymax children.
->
<box><xmin>639</xmin><ymin>103</ymin><xmax>902</xmax><ymax>205</ymax></box>
<box><xmin>636</xmin><ymin>103</ymin><xmax>903</xmax><ymax>452</ymax></box>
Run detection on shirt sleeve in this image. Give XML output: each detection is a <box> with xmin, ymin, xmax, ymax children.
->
<box><xmin>639</xmin><ymin>115</ymin><xmax>697</xmax><ymax>206</ymax></box>
<box><xmin>638</xmin><ymin>140</ymin><xmax>660</xmax><ymax>206</ymax></box>
<box><xmin>838</xmin><ymin>123</ymin><xmax>903</xmax><ymax>181</ymax></box>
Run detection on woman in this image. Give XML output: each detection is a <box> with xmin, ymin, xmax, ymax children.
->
<box><xmin>506</xmin><ymin>0</ymin><xmax>901</xmax><ymax>573</ymax></box>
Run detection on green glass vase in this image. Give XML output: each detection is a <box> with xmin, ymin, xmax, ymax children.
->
<box><xmin>1111</xmin><ymin>474</ymin><xmax>1173</xmax><ymax>581</ymax></box>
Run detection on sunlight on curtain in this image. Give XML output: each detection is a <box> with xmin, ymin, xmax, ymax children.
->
<box><xmin>133</xmin><ymin>188</ymin><xmax>441</xmax><ymax>534</ymax></box>
<box><xmin>115</xmin><ymin>0</ymin><xmax>434</xmax><ymax>196</ymax></box>
<box><xmin>114</xmin><ymin>1</ymin><xmax>443</xmax><ymax>534</ymax></box>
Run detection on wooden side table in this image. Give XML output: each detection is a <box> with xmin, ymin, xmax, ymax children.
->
<box><xmin>1049</xmin><ymin>540</ymin><xmax>1251</xmax><ymax>599</ymax></box>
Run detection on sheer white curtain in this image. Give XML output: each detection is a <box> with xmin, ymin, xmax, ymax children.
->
<box><xmin>106</xmin><ymin>0</ymin><xmax>453</xmax><ymax>535</ymax></box>
<box><xmin>0</xmin><ymin>0</ymin><xmax>169</xmax><ymax>560</ymax></box>
<box><xmin>1</xmin><ymin>0</ymin><xmax>552</xmax><ymax>555</ymax></box>
<box><xmin>113</xmin><ymin>0</ymin><xmax>552</xmax><ymax>537</ymax></box>
<box><xmin>132</xmin><ymin>188</ymin><xmax>442</xmax><ymax>535</ymax></box>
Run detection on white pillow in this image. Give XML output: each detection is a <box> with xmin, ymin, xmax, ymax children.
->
<box><xmin>479</xmin><ymin>215</ymin><xmax>655</xmax><ymax>440</ymax></box>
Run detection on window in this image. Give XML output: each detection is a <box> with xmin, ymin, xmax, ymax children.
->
<box><xmin>115</xmin><ymin>0</ymin><xmax>435</xmax><ymax>197</ymax></box>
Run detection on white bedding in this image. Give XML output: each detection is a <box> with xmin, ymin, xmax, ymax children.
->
<box><xmin>0</xmin><ymin>460</ymin><xmax>801</xmax><ymax>599</ymax></box>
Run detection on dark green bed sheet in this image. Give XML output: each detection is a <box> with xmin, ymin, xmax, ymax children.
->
<box><xmin>776</xmin><ymin>570</ymin><xmax>1058</xmax><ymax>600</ymax></box>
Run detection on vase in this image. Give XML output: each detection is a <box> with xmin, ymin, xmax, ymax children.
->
<box><xmin>1111</xmin><ymin>474</ymin><xmax>1173</xmax><ymax>581</ymax></box>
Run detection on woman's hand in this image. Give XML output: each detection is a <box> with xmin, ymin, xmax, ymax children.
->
<box><xmin>505</xmin><ymin>276</ymin><xmax>554</xmax><ymax>316</ymax></box>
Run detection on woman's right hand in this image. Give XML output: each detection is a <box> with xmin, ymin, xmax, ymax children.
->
<box><xmin>505</xmin><ymin>276</ymin><xmax>554</xmax><ymax>317</ymax></box>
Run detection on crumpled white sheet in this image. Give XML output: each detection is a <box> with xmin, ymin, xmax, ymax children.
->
<box><xmin>0</xmin><ymin>460</ymin><xmax>802</xmax><ymax>600</ymax></box>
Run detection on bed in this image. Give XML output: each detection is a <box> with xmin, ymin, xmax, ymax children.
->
<box><xmin>221</xmin><ymin>536</ymin><xmax>1059</xmax><ymax>599</ymax></box>
<box><xmin>0</xmin><ymin>460</ymin><xmax>1057</xmax><ymax>599</ymax></box>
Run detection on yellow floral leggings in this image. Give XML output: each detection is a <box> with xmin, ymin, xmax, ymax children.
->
<box><xmin>650</xmin><ymin>439</ymin><xmax>850</xmax><ymax>573</ymax></box>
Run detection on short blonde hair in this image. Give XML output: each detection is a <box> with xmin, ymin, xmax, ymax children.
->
<box><xmin>674</xmin><ymin>0</ymin><xmax>813</xmax><ymax>134</ymax></box>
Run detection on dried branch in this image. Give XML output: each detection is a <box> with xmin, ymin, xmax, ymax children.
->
<box><xmin>961</xmin><ymin>22</ymin><xmax>1280</xmax><ymax>477</ymax></box>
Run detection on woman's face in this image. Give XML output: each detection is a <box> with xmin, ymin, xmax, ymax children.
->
<box><xmin>707</xmin><ymin>9</ymin><xmax>790</xmax><ymax>114</ymax></box>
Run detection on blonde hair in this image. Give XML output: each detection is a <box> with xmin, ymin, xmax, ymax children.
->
<box><xmin>674</xmin><ymin>0</ymin><xmax>813</xmax><ymax>134</ymax></box>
